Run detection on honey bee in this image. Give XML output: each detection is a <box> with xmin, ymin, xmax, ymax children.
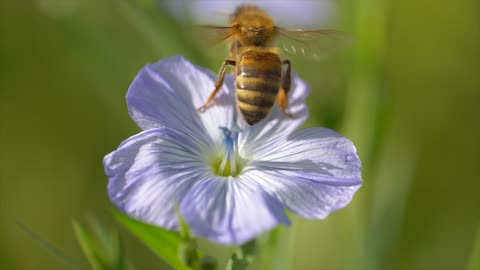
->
<box><xmin>197</xmin><ymin>4</ymin><xmax>345</xmax><ymax>125</ymax></box>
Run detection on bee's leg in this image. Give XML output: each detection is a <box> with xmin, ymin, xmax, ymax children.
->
<box><xmin>278</xmin><ymin>59</ymin><xmax>292</xmax><ymax>117</ymax></box>
<box><xmin>197</xmin><ymin>59</ymin><xmax>236</xmax><ymax>112</ymax></box>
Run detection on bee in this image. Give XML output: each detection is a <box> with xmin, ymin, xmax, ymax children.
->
<box><xmin>197</xmin><ymin>4</ymin><xmax>344</xmax><ymax>125</ymax></box>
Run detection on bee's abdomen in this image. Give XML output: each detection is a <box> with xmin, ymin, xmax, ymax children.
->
<box><xmin>236</xmin><ymin>50</ymin><xmax>282</xmax><ymax>125</ymax></box>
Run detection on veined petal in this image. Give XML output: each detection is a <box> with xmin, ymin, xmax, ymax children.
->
<box><xmin>238</xmin><ymin>75</ymin><xmax>310</xmax><ymax>148</ymax></box>
<box><xmin>244</xmin><ymin>170</ymin><xmax>360</xmax><ymax>219</ymax></box>
<box><xmin>127</xmin><ymin>56</ymin><xmax>236</xmax><ymax>144</ymax></box>
<box><xmin>242</xmin><ymin>127</ymin><xmax>362</xmax><ymax>219</ymax></box>
<box><xmin>248</xmin><ymin>128</ymin><xmax>361</xmax><ymax>180</ymax></box>
<box><xmin>105</xmin><ymin>55</ymin><xmax>362</xmax><ymax>245</ymax></box>
<box><xmin>104</xmin><ymin>127</ymin><xmax>210</xmax><ymax>230</ymax></box>
<box><xmin>180</xmin><ymin>176</ymin><xmax>290</xmax><ymax>245</ymax></box>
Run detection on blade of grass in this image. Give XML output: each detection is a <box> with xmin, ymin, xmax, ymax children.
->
<box><xmin>115</xmin><ymin>0</ymin><xmax>205</xmax><ymax>63</ymax></box>
<box><xmin>72</xmin><ymin>220</ymin><xmax>110</xmax><ymax>270</ymax></box>
<box><xmin>115</xmin><ymin>211</ymin><xmax>191</xmax><ymax>270</ymax></box>
<box><xmin>17</xmin><ymin>221</ymin><xmax>85</xmax><ymax>270</ymax></box>
<box><xmin>73</xmin><ymin>217</ymin><xmax>135</xmax><ymax>270</ymax></box>
<box><xmin>365</xmin><ymin>129</ymin><xmax>415</xmax><ymax>269</ymax></box>
<box><xmin>256</xmin><ymin>226</ymin><xmax>294</xmax><ymax>270</ymax></box>
<box><xmin>466</xmin><ymin>225</ymin><xmax>480</xmax><ymax>270</ymax></box>
<box><xmin>340</xmin><ymin>0</ymin><xmax>388</xmax><ymax>267</ymax></box>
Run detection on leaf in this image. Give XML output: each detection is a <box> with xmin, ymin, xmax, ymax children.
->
<box><xmin>114</xmin><ymin>0</ymin><xmax>206</xmax><ymax>63</ymax></box>
<box><xmin>257</xmin><ymin>226</ymin><xmax>293</xmax><ymax>270</ymax></box>
<box><xmin>17</xmin><ymin>221</ymin><xmax>85</xmax><ymax>270</ymax></box>
<box><xmin>176</xmin><ymin>208</ymin><xmax>192</xmax><ymax>241</ymax></box>
<box><xmin>466</xmin><ymin>225</ymin><xmax>480</xmax><ymax>270</ymax></box>
<box><xmin>114</xmin><ymin>212</ymin><xmax>191</xmax><ymax>270</ymax></box>
<box><xmin>175</xmin><ymin>209</ymin><xmax>204</xmax><ymax>269</ymax></box>
<box><xmin>225</xmin><ymin>240</ymin><xmax>257</xmax><ymax>270</ymax></box>
<box><xmin>72</xmin><ymin>220</ymin><xmax>110</xmax><ymax>270</ymax></box>
<box><xmin>361</xmin><ymin>129</ymin><xmax>415</xmax><ymax>269</ymax></box>
<box><xmin>72</xmin><ymin>218</ymin><xmax>135</xmax><ymax>270</ymax></box>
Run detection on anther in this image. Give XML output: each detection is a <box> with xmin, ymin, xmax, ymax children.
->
<box><xmin>218</xmin><ymin>127</ymin><xmax>240</xmax><ymax>176</ymax></box>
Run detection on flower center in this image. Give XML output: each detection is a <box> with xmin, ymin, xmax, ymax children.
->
<box><xmin>211</xmin><ymin>127</ymin><xmax>245</xmax><ymax>177</ymax></box>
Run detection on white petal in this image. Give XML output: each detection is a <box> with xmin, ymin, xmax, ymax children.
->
<box><xmin>104</xmin><ymin>128</ymin><xmax>209</xmax><ymax>230</ymax></box>
<box><xmin>244</xmin><ymin>170</ymin><xmax>360</xmax><ymax>219</ymax></box>
<box><xmin>242</xmin><ymin>127</ymin><xmax>362</xmax><ymax>219</ymax></box>
<box><xmin>180</xmin><ymin>176</ymin><xmax>290</xmax><ymax>245</ymax></box>
<box><xmin>127</xmin><ymin>56</ymin><xmax>236</xmax><ymax>144</ymax></box>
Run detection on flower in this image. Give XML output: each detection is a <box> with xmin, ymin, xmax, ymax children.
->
<box><xmin>162</xmin><ymin>1</ymin><xmax>337</xmax><ymax>28</ymax></box>
<box><xmin>104</xmin><ymin>56</ymin><xmax>362</xmax><ymax>245</ymax></box>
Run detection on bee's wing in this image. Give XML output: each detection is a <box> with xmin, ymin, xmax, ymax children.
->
<box><xmin>275</xmin><ymin>28</ymin><xmax>351</xmax><ymax>61</ymax></box>
<box><xmin>195</xmin><ymin>25</ymin><xmax>237</xmax><ymax>45</ymax></box>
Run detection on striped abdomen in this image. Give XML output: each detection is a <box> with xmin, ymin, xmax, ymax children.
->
<box><xmin>236</xmin><ymin>49</ymin><xmax>282</xmax><ymax>125</ymax></box>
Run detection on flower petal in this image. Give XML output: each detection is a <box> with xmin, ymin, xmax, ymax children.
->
<box><xmin>127</xmin><ymin>56</ymin><xmax>236</xmax><ymax>143</ymax></box>
<box><xmin>238</xmin><ymin>74</ymin><xmax>310</xmax><ymax>148</ymax></box>
<box><xmin>243</xmin><ymin>127</ymin><xmax>362</xmax><ymax>219</ymax></box>
<box><xmin>189</xmin><ymin>1</ymin><xmax>335</xmax><ymax>27</ymax></box>
<box><xmin>104</xmin><ymin>127</ymin><xmax>210</xmax><ymax>230</ymax></box>
<box><xmin>244</xmin><ymin>170</ymin><xmax>360</xmax><ymax>219</ymax></box>
<box><xmin>180</xmin><ymin>176</ymin><xmax>290</xmax><ymax>245</ymax></box>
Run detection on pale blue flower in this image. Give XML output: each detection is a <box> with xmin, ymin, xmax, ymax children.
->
<box><xmin>104</xmin><ymin>56</ymin><xmax>362</xmax><ymax>245</ymax></box>
<box><xmin>161</xmin><ymin>0</ymin><xmax>337</xmax><ymax>28</ymax></box>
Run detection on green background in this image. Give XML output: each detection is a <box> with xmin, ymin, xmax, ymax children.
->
<box><xmin>1</xmin><ymin>0</ymin><xmax>479</xmax><ymax>269</ymax></box>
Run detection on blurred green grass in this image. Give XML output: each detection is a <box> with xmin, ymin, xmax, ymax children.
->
<box><xmin>1</xmin><ymin>0</ymin><xmax>479</xmax><ymax>269</ymax></box>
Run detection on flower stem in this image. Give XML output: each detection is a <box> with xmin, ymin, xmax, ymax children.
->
<box><xmin>225</xmin><ymin>239</ymin><xmax>257</xmax><ymax>270</ymax></box>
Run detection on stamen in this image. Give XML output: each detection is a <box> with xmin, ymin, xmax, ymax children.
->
<box><xmin>216</xmin><ymin>127</ymin><xmax>242</xmax><ymax>177</ymax></box>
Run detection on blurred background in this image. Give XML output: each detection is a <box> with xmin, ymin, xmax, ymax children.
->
<box><xmin>1</xmin><ymin>0</ymin><xmax>479</xmax><ymax>269</ymax></box>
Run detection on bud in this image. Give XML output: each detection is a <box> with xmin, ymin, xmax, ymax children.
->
<box><xmin>200</xmin><ymin>256</ymin><xmax>217</xmax><ymax>270</ymax></box>
<box><xmin>179</xmin><ymin>240</ymin><xmax>199</xmax><ymax>267</ymax></box>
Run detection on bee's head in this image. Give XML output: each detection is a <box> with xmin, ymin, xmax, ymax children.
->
<box><xmin>230</xmin><ymin>5</ymin><xmax>277</xmax><ymax>46</ymax></box>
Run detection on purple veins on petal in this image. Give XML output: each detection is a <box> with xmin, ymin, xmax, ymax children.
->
<box><xmin>104</xmin><ymin>55</ymin><xmax>362</xmax><ymax>245</ymax></box>
<box><xmin>180</xmin><ymin>176</ymin><xmax>290</xmax><ymax>245</ymax></box>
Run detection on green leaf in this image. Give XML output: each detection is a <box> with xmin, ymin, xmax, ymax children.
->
<box><xmin>199</xmin><ymin>256</ymin><xmax>217</xmax><ymax>270</ymax></box>
<box><xmin>225</xmin><ymin>240</ymin><xmax>257</xmax><ymax>270</ymax></box>
<box><xmin>114</xmin><ymin>0</ymin><xmax>206</xmax><ymax>63</ymax></box>
<box><xmin>114</xmin><ymin>212</ymin><xmax>191</xmax><ymax>270</ymax></box>
<box><xmin>257</xmin><ymin>226</ymin><xmax>293</xmax><ymax>270</ymax></box>
<box><xmin>72</xmin><ymin>218</ymin><xmax>134</xmax><ymax>270</ymax></box>
<box><xmin>466</xmin><ymin>225</ymin><xmax>480</xmax><ymax>270</ymax></box>
<box><xmin>72</xmin><ymin>220</ymin><xmax>110</xmax><ymax>270</ymax></box>
<box><xmin>17</xmin><ymin>222</ymin><xmax>85</xmax><ymax>270</ymax></box>
<box><xmin>176</xmin><ymin>208</ymin><xmax>192</xmax><ymax>241</ymax></box>
<box><xmin>363</xmin><ymin>135</ymin><xmax>415</xmax><ymax>269</ymax></box>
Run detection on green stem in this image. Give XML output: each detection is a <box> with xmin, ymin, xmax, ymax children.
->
<box><xmin>225</xmin><ymin>239</ymin><xmax>257</xmax><ymax>270</ymax></box>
